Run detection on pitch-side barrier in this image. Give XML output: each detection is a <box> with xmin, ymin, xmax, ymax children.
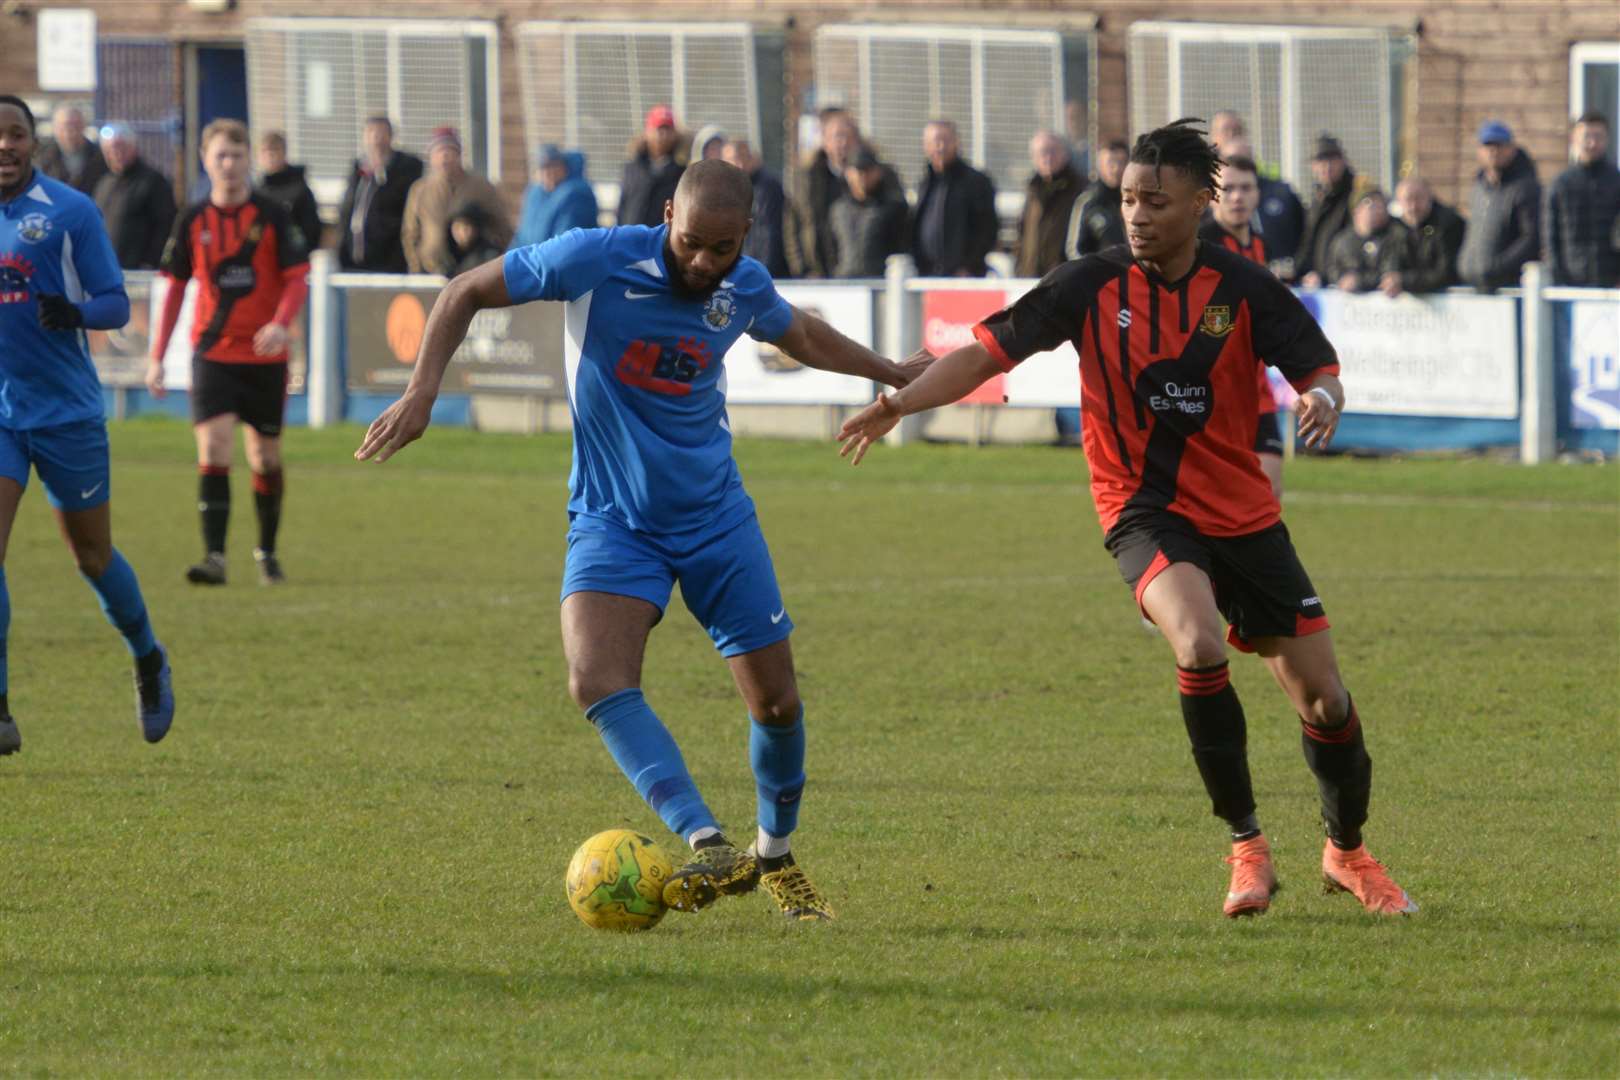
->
<box><xmin>94</xmin><ymin>255</ymin><xmax>1616</xmax><ymax>461</ymax></box>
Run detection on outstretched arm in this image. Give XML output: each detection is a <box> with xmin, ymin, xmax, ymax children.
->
<box><xmin>354</xmin><ymin>256</ymin><xmax>512</xmax><ymax>462</ymax></box>
<box><xmin>836</xmin><ymin>342</ymin><xmax>1004</xmax><ymax>464</ymax></box>
<box><xmin>769</xmin><ymin>304</ymin><xmax>924</xmax><ymax>389</ymax></box>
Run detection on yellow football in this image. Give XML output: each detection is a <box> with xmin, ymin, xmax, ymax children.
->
<box><xmin>564</xmin><ymin>829</ymin><xmax>675</xmax><ymax>931</ymax></box>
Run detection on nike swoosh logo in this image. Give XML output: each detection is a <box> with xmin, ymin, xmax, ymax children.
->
<box><xmin>79</xmin><ymin>481</ymin><xmax>104</xmax><ymax>499</ymax></box>
<box><xmin>624</xmin><ymin>289</ymin><xmax>658</xmax><ymax>300</ymax></box>
<box><xmin>770</xmin><ymin>608</ymin><xmax>786</xmax><ymax>624</ymax></box>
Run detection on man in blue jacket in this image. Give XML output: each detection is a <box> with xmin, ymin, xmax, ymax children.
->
<box><xmin>512</xmin><ymin>144</ymin><xmax>599</xmax><ymax>249</ymax></box>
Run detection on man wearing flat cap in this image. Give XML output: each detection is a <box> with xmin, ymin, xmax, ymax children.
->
<box><xmin>1296</xmin><ymin>134</ymin><xmax>1356</xmax><ymax>287</ymax></box>
<box><xmin>1457</xmin><ymin>120</ymin><xmax>1542</xmax><ymax>292</ymax></box>
<box><xmin>401</xmin><ymin>126</ymin><xmax>512</xmax><ymax>276</ymax></box>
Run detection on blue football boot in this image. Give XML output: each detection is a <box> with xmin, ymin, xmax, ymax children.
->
<box><xmin>135</xmin><ymin>644</ymin><xmax>174</xmax><ymax>744</ymax></box>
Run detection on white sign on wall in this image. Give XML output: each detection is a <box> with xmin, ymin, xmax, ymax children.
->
<box><xmin>1306</xmin><ymin>290</ymin><xmax>1519</xmax><ymax>419</ymax></box>
<box><xmin>37</xmin><ymin>9</ymin><xmax>97</xmax><ymax>92</ymax></box>
<box><xmin>721</xmin><ymin>284</ymin><xmax>876</xmax><ymax>405</ymax></box>
<box><xmin>1568</xmin><ymin>299</ymin><xmax>1619</xmax><ymax>430</ymax></box>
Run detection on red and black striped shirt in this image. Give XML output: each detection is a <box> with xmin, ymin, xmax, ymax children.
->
<box><xmin>159</xmin><ymin>193</ymin><xmax>309</xmax><ymax>364</ymax></box>
<box><xmin>973</xmin><ymin>241</ymin><xmax>1338</xmax><ymax>537</ymax></box>
<box><xmin>1200</xmin><ymin>219</ymin><xmax>1279</xmax><ymax>418</ymax></box>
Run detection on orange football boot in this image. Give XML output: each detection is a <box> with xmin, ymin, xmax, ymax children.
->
<box><xmin>1322</xmin><ymin>841</ymin><xmax>1418</xmax><ymax>915</ymax></box>
<box><xmin>1223</xmin><ymin>834</ymin><xmax>1279</xmax><ymax>917</ymax></box>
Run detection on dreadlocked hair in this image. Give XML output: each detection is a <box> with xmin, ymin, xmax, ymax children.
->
<box><xmin>1130</xmin><ymin>118</ymin><xmax>1223</xmax><ymax>194</ymax></box>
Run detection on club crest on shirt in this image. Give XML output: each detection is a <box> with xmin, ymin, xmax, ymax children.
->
<box><xmin>1199</xmin><ymin>305</ymin><xmax>1236</xmax><ymax>338</ymax></box>
<box><xmin>702</xmin><ymin>290</ymin><xmax>736</xmax><ymax>331</ymax></box>
<box><xmin>16</xmin><ymin>213</ymin><xmax>53</xmax><ymax>244</ymax></box>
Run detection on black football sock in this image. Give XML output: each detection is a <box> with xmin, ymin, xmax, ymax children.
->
<box><xmin>252</xmin><ymin>468</ymin><xmax>284</xmax><ymax>554</ymax></box>
<box><xmin>1178</xmin><ymin>662</ymin><xmax>1259</xmax><ymax>838</ymax></box>
<box><xmin>199</xmin><ymin>467</ymin><xmax>230</xmax><ymax>555</ymax></box>
<box><xmin>1301</xmin><ymin>696</ymin><xmax>1371</xmax><ymax>851</ymax></box>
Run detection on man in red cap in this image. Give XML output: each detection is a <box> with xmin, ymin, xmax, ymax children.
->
<box><xmin>401</xmin><ymin>125</ymin><xmax>512</xmax><ymax>275</ymax></box>
<box><xmin>618</xmin><ymin>105</ymin><xmax>686</xmax><ymax>227</ymax></box>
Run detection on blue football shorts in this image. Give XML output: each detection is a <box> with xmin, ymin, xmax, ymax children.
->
<box><xmin>562</xmin><ymin>511</ymin><xmax>795</xmax><ymax>657</ymax></box>
<box><xmin>0</xmin><ymin>419</ymin><xmax>112</xmax><ymax>512</ymax></box>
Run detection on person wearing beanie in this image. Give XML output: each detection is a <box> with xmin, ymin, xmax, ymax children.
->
<box><xmin>401</xmin><ymin>125</ymin><xmax>511</xmax><ymax>275</ymax></box>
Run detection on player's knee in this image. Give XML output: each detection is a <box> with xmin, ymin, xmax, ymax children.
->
<box><xmin>71</xmin><ymin>543</ymin><xmax>111</xmax><ymax>579</ymax></box>
<box><xmin>569</xmin><ymin>669</ymin><xmax>636</xmax><ymax>713</ymax></box>
<box><xmin>1297</xmin><ymin>681</ymin><xmax>1351</xmax><ymax>729</ymax></box>
<box><xmin>1169</xmin><ymin>627</ymin><xmax>1227</xmax><ymax>670</ymax></box>
<box><xmin>751</xmin><ymin>692</ymin><xmax>802</xmax><ymax>727</ymax></box>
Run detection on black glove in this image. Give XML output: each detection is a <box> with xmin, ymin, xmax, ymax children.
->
<box><xmin>37</xmin><ymin>293</ymin><xmax>84</xmax><ymax>331</ymax></box>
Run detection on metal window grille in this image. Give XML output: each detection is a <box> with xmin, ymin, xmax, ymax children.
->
<box><xmin>517</xmin><ymin>21</ymin><xmax>761</xmax><ymax>199</ymax></box>
<box><xmin>95</xmin><ymin>39</ymin><xmax>180</xmax><ymax>180</ymax></box>
<box><xmin>1128</xmin><ymin>22</ymin><xmax>1400</xmax><ymax>192</ymax></box>
<box><xmin>813</xmin><ymin>25</ymin><xmax>1066</xmax><ymax>198</ymax></box>
<box><xmin>244</xmin><ymin>18</ymin><xmax>499</xmax><ymax>202</ymax></box>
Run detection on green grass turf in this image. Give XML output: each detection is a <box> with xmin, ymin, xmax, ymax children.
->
<box><xmin>1</xmin><ymin>420</ymin><xmax>1616</xmax><ymax>1076</ymax></box>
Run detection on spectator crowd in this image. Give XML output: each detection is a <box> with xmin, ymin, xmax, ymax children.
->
<box><xmin>29</xmin><ymin>99</ymin><xmax>1620</xmax><ymax>292</ymax></box>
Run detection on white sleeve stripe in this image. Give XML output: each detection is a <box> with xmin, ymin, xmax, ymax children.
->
<box><xmin>60</xmin><ymin>229</ymin><xmax>87</xmax><ymax>303</ymax></box>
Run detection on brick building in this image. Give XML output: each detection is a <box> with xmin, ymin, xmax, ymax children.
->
<box><xmin>4</xmin><ymin>0</ymin><xmax>1615</xmax><ymax>225</ymax></box>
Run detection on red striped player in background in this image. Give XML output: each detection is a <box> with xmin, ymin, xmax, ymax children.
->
<box><xmin>1199</xmin><ymin>151</ymin><xmax>1286</xmax><ymax>497</ymax></box>
<box><xmin>149</xmin><ymin>119</ymin><xmax>310</xmax><ymax>587</ymax></box>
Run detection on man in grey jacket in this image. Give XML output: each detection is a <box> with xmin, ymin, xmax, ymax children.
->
<box><xmin>1457</xmin><ymin>121</ymin><xmax>1542</xmax><ymax>293</ymax></box>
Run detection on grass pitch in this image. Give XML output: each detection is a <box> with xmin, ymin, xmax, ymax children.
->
<box><xmin>1</xmin><ymin>420</ymin><xmax>1615</xmax><ymax>1076</ymax></box>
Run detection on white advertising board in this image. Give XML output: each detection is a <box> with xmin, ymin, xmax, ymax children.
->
<box><xmin>1307</xmin><ymin>290</ymin><xmax>1518</xmax><ymax>419</ymax></box>
<box><xmin>721</xmin><ymin>284</ymin><xmax>875</xmax><ymax>405</ymax></box>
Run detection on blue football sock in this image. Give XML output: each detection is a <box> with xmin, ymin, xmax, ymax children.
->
<box><xmin>750</xmin><ymin>706</ymin><xmax>805</xmax><ymax>840</ymax></box>
<box><xmin>586</xmin><ymin>688</ymin><xmax>718</xmax><ymax>841</ymax></box>
<box><xmin>0</xmin><ymin>565</ymin><xmax>9</xmax><ymax>697</ymax></box>
<box><xmin>84</xmin><ymin>549</ymin><xmax>157</xmax><ymax>659</ymax></box>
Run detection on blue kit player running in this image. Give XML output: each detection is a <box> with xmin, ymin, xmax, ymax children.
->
<box><xmin>357</xmin><ymin>160</ymin><xmax>927</xmax><ymax>921</ymax></box>
<box><xmin>0</xmin><ymin>96</ymin><xmax>174</xmax><ymax>756</ymax></box>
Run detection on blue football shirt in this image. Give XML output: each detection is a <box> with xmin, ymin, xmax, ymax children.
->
<box><xmin>504</xmin><ymin>225</ymin><xmax>795</xmax><ymax>536</ymax></box>
<box><xmin>0</xmin><ymin>172</ymin><xmax>127</xmax><ymax>429</ymax></box>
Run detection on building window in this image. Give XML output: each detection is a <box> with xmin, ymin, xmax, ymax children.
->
<box><xmin>1571</xmin><ymin>42</ymin><xmax>1619</xmax><ymax>166</ymax></box>
<box><xmin>517</xmin><ymin>21</ymin><xmax>763</xmax><ymax>208</ymax></box>
<box><xmin>95</xmin><ymin>39</ymin><xmax>180</xmax><ymax>181</ymax></box>
<box><xmin>813</xmin><ymin>24</ymin><xmax>1087</xmax><ymax>210</ymax></box>
<box><xmin>244</xmin><ymin>18</ymin><xmax>499</xmax><ymax>205</ymax></box>
<box><xmin>1128</xmin><ymin>21</ymin><xmax>1411</xmax><ymax>193</ymax></box>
